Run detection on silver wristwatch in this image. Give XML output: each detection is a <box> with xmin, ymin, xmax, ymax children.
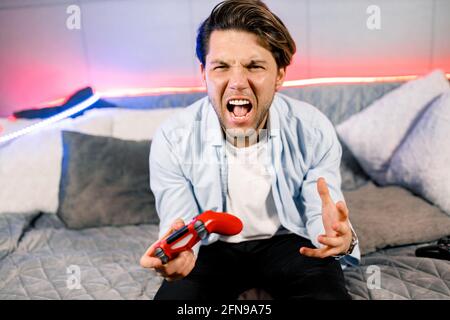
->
<box><xmin>333</xmin><ymin>227</ymin><xmax>358</xmax><ymax>260</ymax></box>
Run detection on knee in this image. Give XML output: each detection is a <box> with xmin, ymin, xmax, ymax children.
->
<box><xmin>305</xmin><ymin>288</ymin><xmax>351</xmax><ymax>300</ymax></box>
<box><xmin>288</xmin><ymin>286</ymin><xmax>351</xmax><ymax>300</ymax></box>
<box><xmin>285</xmin><ymin>273</ymin><xmax>352</xmax><ymax>300</ymax></box>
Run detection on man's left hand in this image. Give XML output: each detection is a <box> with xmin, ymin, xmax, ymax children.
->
<box><xmin>299</xmin><ymin>177</ymin><xmax>352</xmax><ymax>258</ymax></box>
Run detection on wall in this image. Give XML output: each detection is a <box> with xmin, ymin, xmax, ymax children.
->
<box><xmin>0</xmin><ymin>0</ymin><xmax>449</xmax><ymax>116</ymax></box>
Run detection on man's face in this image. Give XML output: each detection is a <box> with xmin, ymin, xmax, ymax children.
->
<box><xmin>201</xmin><ymin>30</ymin><xmax>286</xmax><ymax>136</ymax></box>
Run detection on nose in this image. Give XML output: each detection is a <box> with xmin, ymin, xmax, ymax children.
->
<box><xmin>228</xmin><ymin>66</ymin><xmax>249</xmax><ymax>91</ymax></box>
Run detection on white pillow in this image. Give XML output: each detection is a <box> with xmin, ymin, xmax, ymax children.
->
<box><xmin>0</xmin><ymin>109</ymin><xmax>115</xmax><ymax>215</ymax></box>
<box><xmin>0</xmin><ymin>118</ymin><xmax>42</xmax><ymax>136</ymax></box>
<box><xmin>111</xmin><ymin>108</ymin><xmax>182</xmax><ymax>141</ymax></box>
<box><xmin>386</xmin><ymin>91</ymin><xmax>450</xmax><ymax>216</ymax></box>
<box><xmin>336</xmin><ymin>70</ymin><xmax>449</xmax><ymax>184</ymax></box>
<box><xmin>0</xmin><ymin>107</ymin><xmax>183</xmax><ymax>215</ymax></box>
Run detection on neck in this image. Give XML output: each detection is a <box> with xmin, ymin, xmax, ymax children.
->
<box><xmin>224</xmin><ymin>113</ymin><xmax>269</xmax><ymax>148</ymax></box>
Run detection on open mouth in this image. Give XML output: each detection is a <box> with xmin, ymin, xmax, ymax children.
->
<box><xmin>226</xmin><ymin>98</ymin><xmax>253</xmax><ymax>120</ymax></box>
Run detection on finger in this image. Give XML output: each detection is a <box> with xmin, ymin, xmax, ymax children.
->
<box><xmin>144</xmin><ymin>241</ymin><xmax>160</xmax><ymax>257</ymax></box>
<box><xmin>317</xmin><ymin>177</ymin><xmax>333</xmax><ymax>206</ymax></box>
<box><xmin>178</xmin><ymin>249</ymin><xmax>196</xmax><ymax>277</ymax></box>
<box><xmin>300</xmin><ymin>246</ymin><xmax>342</xmax><ymax>259</ymax></box>
<box><xmin>175</xmin><ymin>250</ymin><xmax>191</xmax><ymax>277</ymax></box>
<box><xmin>140</xmin><ymin>254</ymin><xmax>163</xmax><ymax>269</ymax></box>
<box><xmin>336</xmin><ymin>201</ymin><xmax>349</xmax><ymax>222</ymax></box>
<box><xmin>318</xmin><ymin>235</ymin><xmax>343</xmax><ymax>248</ymax></box>
<box><xmin>299</xmin><ymin>246</ymin><xmax>329</xmax><ymax>258</ymax></box>
<box><xmin>170</xmin><ymin>218</ymin><xmax>185</xmax><ymax>231</ymax></box>
<box><xmin>161</xmin><ymin>218</ymin><xmax>185</xmax><ymax>239</ymax></box>
<box><xmin>179</xmin><ymin>249</ymin><xmax>195</xmax><ymax>277</ymax></box>
<box><xmin>145</xmin><ymin>238</ymin><xmax>166</xmax><ymax>258</ymax></box>
<box><xmin>332</xmin><ymin>221</ymin><xmax>350</xmax><ymax>235</ymax></box>
<box><xmin>158</xmin><ymin>250</ymin><xmax>193</xmax><ymax>281</ymax></box>
<box><xmin>163</xmin><ymin>250</ymin><xmax>191</xmax><ymax>275</ymax></box>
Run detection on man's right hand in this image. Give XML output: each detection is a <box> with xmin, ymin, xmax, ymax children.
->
<box><xmin>140</xmin><ymin>218</ymin><xmax>197</xmax><ymax>281</ymax></box>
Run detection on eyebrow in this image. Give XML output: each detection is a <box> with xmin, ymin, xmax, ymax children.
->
<box><xmin>210</xmin><ymin>60</ymin><xmax>229</xmax><ymax>65</ymax></box>
<box><xmin>247</xmin><ymin>60</ymin><xmax>267</xmax><ymax>65</ymax></box>
<box><xmin>209</xmin><ymin>59</ymin><xmax>268</xmax><ymax>65</ymax></box>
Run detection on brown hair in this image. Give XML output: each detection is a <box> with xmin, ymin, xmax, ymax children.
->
<box><xmin>196</xmin><ymin>0</ymin><xmax>296</xmax><ymax>69</ymax></box>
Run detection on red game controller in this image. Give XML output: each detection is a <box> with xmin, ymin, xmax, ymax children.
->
<box><xmin>151</xmin><ymin>210</ymin><xmax>243</xmax><ymax>264</ymax></box>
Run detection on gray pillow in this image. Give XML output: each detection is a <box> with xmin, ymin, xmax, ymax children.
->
<box><xmin>344</xmin><ymin>182</ymin><xmax>450</xmax><ymax>255</ymax></box>
<box><xmin>339</xmin><ymin>141</ymin><xmax>370</xmax><ymax>191</ymax></box>
<box><xmin>386</xmin><ymin>91</ymin><xmax>450</xmax><ymax>216</ymax></box>
<box><xmin>57</xmin><ymin>131</ymin><xmax>158</xmax><ymax>229</ymax></box>
<box><xmin>336</xmin><ymin>70</ymin><xmax>449</xmax><ymax>184</ymax></box>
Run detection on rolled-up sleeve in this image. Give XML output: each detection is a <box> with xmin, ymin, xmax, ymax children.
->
<box><xmin>300</xmin><ymin>115</ymin><xmax>360</xmax><ymax>266</ymax></box>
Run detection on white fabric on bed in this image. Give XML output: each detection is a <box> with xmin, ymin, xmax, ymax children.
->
<box><xmin>336</xmin><ymin>69</ymin><xmax>449</xmax><ymax>184</ymax></box>
<box><xmin>386</xmin><ymin>91</ymin><xmax>450</xmax><ymax>216</ymax></box>
<box><xmin>0</xmin><ymin>107</ymin><xmax>182</xmax><ymax>215</ymax></box>
<box><xmin>0</xmin><ymin>118</ymin><xmax>42</xmax><ymax>136</ymax></box>
<box><xmin>111</xmin><ymin>108</ymin><xmax>182</xmax><ymax>141</ymax></box>
<box><xmin>0</xmin><ymin>110</ymin><xmax>114</xmax><ymax>214</ymax></box>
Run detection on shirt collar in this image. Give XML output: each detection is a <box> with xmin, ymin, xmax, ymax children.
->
<box><xmin>268</xmin><ymin>93</ymin><xmax>281</xmax><ymax>138</ymax></box>
<box><xmin>205</xmin><ymin>98</ymin><xmax>224</xmax><ymax>147</ymax></box>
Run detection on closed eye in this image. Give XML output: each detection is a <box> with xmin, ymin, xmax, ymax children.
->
<box><xmin>213</xmin><ymin>65</ymin><xmax>229</xmax><ymax>70</ymax></box>
<box><xmin>248</xmin><ymin>64</ymin><xmax>264</xmax><ymax>70</ymax></box>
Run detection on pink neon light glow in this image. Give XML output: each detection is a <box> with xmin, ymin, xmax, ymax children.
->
<box><xmin>29</xmin><ymin>73</ymin><xmax>450</xmax><ymax>111</ymax></box>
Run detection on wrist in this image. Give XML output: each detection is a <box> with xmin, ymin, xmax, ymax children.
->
<box><xmin>333</xmin><ymin>228</ymin><xmax>358</xmax><ymax>260</ymax></box>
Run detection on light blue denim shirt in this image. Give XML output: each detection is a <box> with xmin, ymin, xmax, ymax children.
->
<box><xmin>149</xmin><ymin>92</ymin><xmax>361</xmax><ymax>267</ymax></box>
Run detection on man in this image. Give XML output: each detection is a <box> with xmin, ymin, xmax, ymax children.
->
<box><xmin>141</xmin><ymin>0</ymin><xmax>360</xmax><ymax>300</ymax></box>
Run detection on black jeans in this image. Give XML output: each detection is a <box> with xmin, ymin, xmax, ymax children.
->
<box><xmin>154</xmin><ymin>233</ymin><xmax>351</xmax><ymax>300</ymax></box>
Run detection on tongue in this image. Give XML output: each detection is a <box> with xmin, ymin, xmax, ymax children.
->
<box><xmin>233</xmin><ymin>106</ymin><xmax>249</xmax><ymax>117</ymax></box>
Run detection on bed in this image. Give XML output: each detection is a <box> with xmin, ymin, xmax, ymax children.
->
<box><xmin>0</xmin><ymin>76</ymin><xmax>449</xmax><ymax>300</ymax></box>
<box><xmin>0</xmin><ymin>212</ymin><xmax>449</xmax><ymax>300</ymax></box>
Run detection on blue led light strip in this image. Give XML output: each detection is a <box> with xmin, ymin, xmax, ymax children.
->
<box><xmin>0</xmin><ymin>93</ymin><xmax>100</xmax><ymax>145</ymax></box>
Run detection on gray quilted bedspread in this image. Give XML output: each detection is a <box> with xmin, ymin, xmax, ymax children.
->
<box><xmin>1</xmin><ymin>212</ymin><xmax>449</xmax><ymax>300</ymax></box>
<box><xmin>345</xmin><ymin>246</ymin><xmax>450</xmax><ymax>299</ymax></box>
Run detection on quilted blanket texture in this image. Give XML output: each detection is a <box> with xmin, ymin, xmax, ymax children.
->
<box><xmin>1</xmin><ymin>213</ymin><xmax>448</xmax><ymax>300</ymax></box>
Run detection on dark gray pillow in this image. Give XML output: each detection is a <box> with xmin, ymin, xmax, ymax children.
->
<box><xmin>339</xmin><ymin>141</ymin><xmax>370</xmax><ymax>191</ymax></box>
<box><xmin>57</xmin><ymin>131</ymin><xmax>158</xmax><ymax>229</ymax></box>
<box><xmin>344</xmin><ymin>182</ymin><xmax>450</xmax><ymax>255</ymax></box>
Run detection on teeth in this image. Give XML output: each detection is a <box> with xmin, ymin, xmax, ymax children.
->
<box><xmin>228</xmin><ymin>99</ymin><xmax>250</xmax><ymax>106</ymax></box>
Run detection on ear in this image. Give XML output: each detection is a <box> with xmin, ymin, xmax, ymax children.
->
<box><xmin>200</xmin><ymin>64</ymin><xmax>206</xmax><ymax>84</ymax></box>
<box><xmin>275</xmin><ymin>67</ymin><xmax>286</xmax><ymax>91</ymax></box>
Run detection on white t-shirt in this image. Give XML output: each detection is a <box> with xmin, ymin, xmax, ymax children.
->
<box><xmin>220</xmin><ymin>137</ymin><xmax>282</xmax><ymax>243</ymax></box>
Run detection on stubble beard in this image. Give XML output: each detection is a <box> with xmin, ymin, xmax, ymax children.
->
<box><xmin>210</xmin><ymin>98</ymin><xmax>271</xmax><ymax>147</ymax></box>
